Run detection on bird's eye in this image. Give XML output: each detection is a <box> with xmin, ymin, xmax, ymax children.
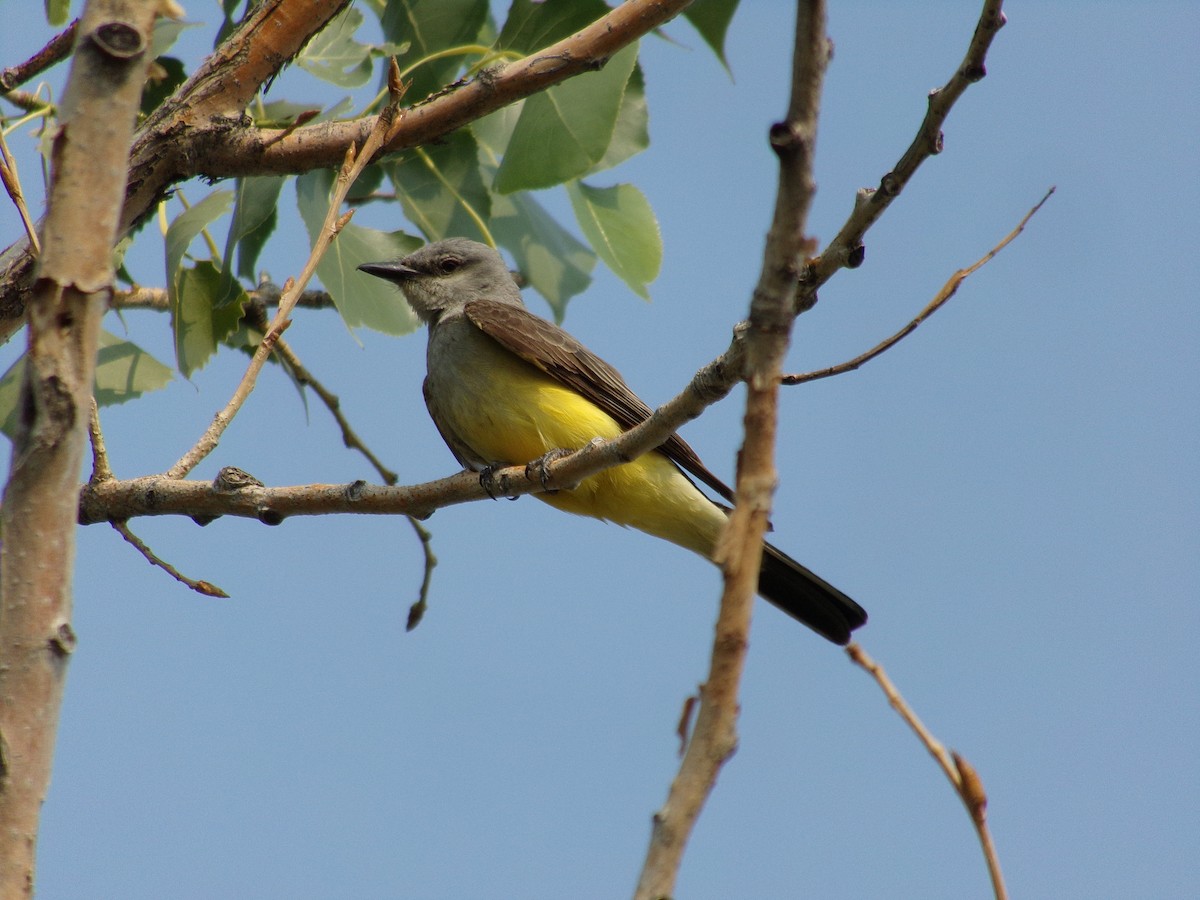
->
<box><xmin>438</xmin><ymin>256</ymin><xmax>463</xmax><ymax>274</ymax></box>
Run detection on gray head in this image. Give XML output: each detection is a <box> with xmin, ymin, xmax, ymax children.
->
<box><xmin>357</xmin><ymin>238</ymin><xmax>522</xmax><ymax>324</ymax></box>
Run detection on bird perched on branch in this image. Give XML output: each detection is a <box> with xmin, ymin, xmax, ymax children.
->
<box><xmin>359</xmin><ymin>238</ymin><xmax>866</xmax><ymax>644</ymax></box>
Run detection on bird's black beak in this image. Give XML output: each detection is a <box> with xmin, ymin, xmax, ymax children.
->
<box><xmin>357</xmin><ymin>260</ymin><xmax>418</xmax><ymax>282</ymax></box>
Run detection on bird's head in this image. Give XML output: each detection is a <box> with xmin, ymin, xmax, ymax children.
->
<box><xmin>358</xmin><ymin>238</ymin><xmax>521</xmax><ymax>323</ymax></box>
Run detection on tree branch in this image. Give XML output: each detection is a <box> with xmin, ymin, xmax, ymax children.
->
<box><xmin>848</xmin><ymin>644</ymin><xmax>1008</xmax><ymax>900</ymax></box>
<box><xmin>78</xmin><ymin>320</ymin><xmax>750</xmax><ymax>527</ymax></box>
<box><xmin>110</xmin><ymin>284</ymin><xmax>336</xmax><ymax>312</ymax></box>
<box><xmin>636</xmin><ymin>2</ymin><xmax>828</xmax><ymax>895</ymax></box>
<box><xmin>0</xmin><ymin>0</ymin><xmax>354</xmax><ymax>337</ymax></box>
<box><xmin>797</xmin><ymin>0</ymin><xmax>1007</xmax><ymax>312</ymax></box>
<box><xmin>783</xmin><ymin>186</ymin><xmax>1054</xmax><ymax>385</ymax></box>
<box><xmin>0</xmin><ymin>0</ymin><xmax>158</xmax><ymax>891</ymax></box>
<box><xmin>110</xmin><ymin>519</ymin><xmax>229</xmax><ymax>598</ymax></box>
<box><xmin>164</xmin><ymin>85</ymin><xmax>402</xmax><ymax>480</ymax></box>
<box><xmin>0</xmin><ymin>19</ymin><xmax>79</xmax><ymax>93</ymax></box>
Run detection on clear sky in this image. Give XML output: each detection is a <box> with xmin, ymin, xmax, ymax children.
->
<box><xmin>2</xmin><ymin>2</ymin><xmax>1197</xmax><ymax>898</ymax></box>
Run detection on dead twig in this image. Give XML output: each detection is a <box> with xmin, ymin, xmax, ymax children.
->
<box><xmin>403</xmin><ymin>515</ymin><xmax>437</xmax><ymax>631</ymax></box>
<box><xmin>0</xmin><ymin>19</ymin><xmax>79</xmax><ymax>93</ymax></box>
<box><xmin>848</xmin><ymin>644</ymin><xmax>1008</xmax><ymax>900</ymax></box>
<box><xmin>798</xmin><ymin>0</ymin><xmax>1008</xmax><ymax>311</ymax></box>
<box><xmin>165</xmin><ymin>63</ymin><xmax>407</xmax><ymax>480</ymax></box>
<box><xmin>0</xmin><ymin>127</ymin><xmax>40</xmax><ymax>255</ymax></box>
<box><xmin>240</xmin><ymin>297</ymin><xmax>399</xmax><ymax>485</ymax></box>
<box><xmin>87</xmin><ymin>398</ymin><xmax>112</xmax><ymax>483</ymax></box>
<box><xmin>110</xmin><ymin>520</ymin><xmax>229</xmax><ymax>598</ymax></box>
<box><xmin>783</xmin><ymin>186</ymin><xmax>1054</xmax><ymax>385</ymax></box>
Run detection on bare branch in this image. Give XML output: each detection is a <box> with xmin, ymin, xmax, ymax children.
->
<box><xmin>403</xmin><ymin>516</ymin><xmax>437</xmax><ymax>631</ymax></box>
<box><xmin>194</xmin><ymin>0</ymin><xmax>699</xmax><ymax>180</ymax></box>
<box><xmin>848</xmin><ymin>644</ymin><xmax>1008</xmax><ymax>900</ymax></box>
<box><xmin>783</xmin><ymin>186</ymin><xmax>1054</xmax><ymax>385</ymax></box>
<box><xmin>87</xmin><ymin>398</ymin><xmax>112</xmax><ymax>483</ymax></box>
<box><xmin>0</xmin><ymin>19</ymin><xmax>79</xmax><ymax>93</ymax></box>
<box><xmin>798</xmin><ymin>0</ymin><xmax>1007</xmax><ymax>311</ymax></box>
<box><xmin>0</xmin><ymin>129</ymin><xmax>40</xmax><ymax>255</ymax></box>
<box><xmin>0</xmin><ymin>0</ymin><xmax>158</xmax><ymax>888</ymax></box>
<box><xmin>165</xmin><ymin>92</ymin><xmax>401</xmax><ymax>480</ymax></box>
<box><xmin>110</xmin><ymin>285</ymin><xmax>335</xmax><ymax>312</ymax></box>
<box><xmin>111</xmin><ymin>520</ymin><xmax>229</xmax><ymax>598</ymax></box>
<box><xmin>636</xmin><ymin>1</ymin><xmax>829</xmax><ymax>895</ymax></box>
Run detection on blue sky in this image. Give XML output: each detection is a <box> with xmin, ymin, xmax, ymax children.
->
<box><xmin>2</xmin><ymin>2</ymin><xmax>1197</xmax><ymax>898</ymax></box>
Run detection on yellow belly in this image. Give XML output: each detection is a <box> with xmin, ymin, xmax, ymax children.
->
<box><xmin>431</xmin><ymin>327</ymin><xmax>726</xmax><ymax>558</ymax></box>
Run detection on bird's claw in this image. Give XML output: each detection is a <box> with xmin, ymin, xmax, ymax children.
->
<box><xmin>479</xmin><ymin>465</ymin><xmax>517</xmax><ymax>500</ymax></box>
<box><xmin>526</xmin><ymin>447</ymin><xmax>574</xmax><ymax>494</ymax></box>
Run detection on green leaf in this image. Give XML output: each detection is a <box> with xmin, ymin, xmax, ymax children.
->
<box><xmin>174</xmin><ymin>261</ymin><xmax>248</xmax><ymax>378</ymax></box>
<box><xmin>44</xmin><ymin>0</ymin><xmax>69</xmax><ymax>26</ymax></box>
<box><xmin>217</xmin><ymin>0</ymin><xmax>247</xmax><ymax>46</ymax></box>
<box><xmin>297</xmin><ymin>6</ymin><xmax>373</xmax><ymax>88</ymax></box>
<box><xmin>588</xmin><ymin>63</ymin><xmax>649</xmax><ymax>175</ymax></box>
<box><xmin>295</xmin><ymin>171</ymin><xmax>424</xmax><ymax>335</ymax></box>
<box><xmin>492</xmin><ymin>191</ymin><xmax>595</xmax><ymax>323</ymax></box>
<box><xmin>0</xmin><ymin>332</ymin><xmax>174</xmax><ymax>439</ymax></box>
<box><xmin>495</xmin><ymin>42</ymin><xmax>639</xmax><ymax>193</ymax></box>
<box><xmin>166</xmin><ymin>190</ymin><xmax>234</xmax><ymax>296</ymax></box>
<box><xmin>471</xmin><ymin>102</ymin><xmax>523</xmax><ymax>164</ymax></box>
<box><xmin>93</xmin><ymin>330</ymin><xmax>175</xmax><ymax>408</ymax></box>
<box><xmin>150</xmin><ymin>19</ymin><xmax>202</xmax><ymax>59</ymax></box>
<box><xmin>389</xmin><ymin>130</ymin><xmax>491</xmax><ymax>242</ymax></box>
<box><xmin>222</xmin><ymin>175</ymin><xmax>285</xmax><ymax>287</ymax></box>
<box><xmin>165</xmin><ymin>190</ymin><xmax>234</xmax><ymax>371</ymax></box>
<box><xmin>141</xmin><ymin>56</ymin><xmax>188</xmax><ymax>117</ymax></box>
<box><xmin>684</xmin><ymin>0</ymin><xmax>741</xmax><ymax>71</ymax></box>
<box><xmin>496</xmin><ymin>0</ymin><xmax>609</xmax><ymax>53</ymax></box>
<box><xmin>380</xmin><ymin>0</ymin><xmax>489</xmax><ymax>103</ymax></box>
<box><xmin>567</xmin><ymin>181</ymin><xmax>661</xmax><ymax>300</ymax></box>
<box><xmin>0</xmin><ymin>357</ymin><xmax>24</xmax><ymax>439</ymax></box>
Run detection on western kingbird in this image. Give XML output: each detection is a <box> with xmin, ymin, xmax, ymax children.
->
<box><xmin>359</xmin><ymin>239</ymin><xmax>866</xmax><ymax>644</ymax></box>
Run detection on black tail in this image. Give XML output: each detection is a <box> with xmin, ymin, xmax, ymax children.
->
<box><xmin>757</xmin><ymin>543</ymin><xmax>867</xmax><ymax>645</ymax></box>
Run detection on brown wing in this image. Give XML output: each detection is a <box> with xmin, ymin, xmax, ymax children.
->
<box><xmin>464</xmin><ymin>299</ymin><xmax>735</xmax><ymax>503</ymax></box>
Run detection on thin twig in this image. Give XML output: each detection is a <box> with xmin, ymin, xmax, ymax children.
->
<box><xmin>783</xmin><ymin>187</ymin><xmax>1054</xmax><ymax>385</ymax></box>
<box><xmin>87</xmin><ymin>398</ymin><xmax>112</xmax><ymax>483</ymax></box>
<box><xmin>404</xmin><ymin>515</ymin><xmax>437</xmax><ymax>631</ymax></box>
<box><xmin>636</xmin><ymin>1</ymin><xmax>829</xmax><ymax>895</ymax></box>
<box><xmin>1</xmin><ymin>88</ymin><xmax>55</xmax><ymax>116</ymax></box>
<box><xmin>797</xmin><ymin>0</ymin><xmax>1007</xmax><ymax>311</ymax></box>
<box><xmin>110</xmin><ymin>520</ymin><xmax>229</xmax><ymax>598</ymax></box>
<box><xmin>0</xmin><ymin>127</ymin><xmax>40</xmax><ymax>255</ymax></box>
<box><xmin>240</xmin><ymin>297</ymin><xmax>400</xmax><ymax>485</ymax></box>
<box><xmin>165</xmin><ymin>66</ymin><xmax>406</xmax><ymax>480</ymax></box>
<box><xmin>278</xmin><ymin>339</ymin><xmax>400</xmax><ymax>484</ymax></box>
<box><xmin>0</xmin><ymin>19</ymin><xmax>79</xmax><ymax>93</ymax></box>
<box><xmin>847</xmin><ymin>643</ymin><xmax>1008</xmax><ymax>900</ymax></box>
<box><xmin>110</xmin><ymin>285</ymin><xmax>335</xmax><ymax>312</ymax></box>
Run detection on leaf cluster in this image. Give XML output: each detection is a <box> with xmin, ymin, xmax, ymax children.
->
<box><xmin>6</xmin><ymin>0</ymin><xmax>737</xmax><ymax>428</ymax></box>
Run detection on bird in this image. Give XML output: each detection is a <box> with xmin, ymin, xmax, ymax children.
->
<box><xmin>358</xmin><ymin>238</ymin><xmax>866</xmax><ymax>644</ymax></box>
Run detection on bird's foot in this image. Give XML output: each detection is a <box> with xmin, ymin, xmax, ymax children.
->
<box><xmin>525</xmin><ymin>447</ymin><xmax>574</xmax><ymax>494</ymax></box>
<box><xmin>478</xmin><ymin>465</ymin><xmax>519</xmax><ymax>501</ymax></box>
